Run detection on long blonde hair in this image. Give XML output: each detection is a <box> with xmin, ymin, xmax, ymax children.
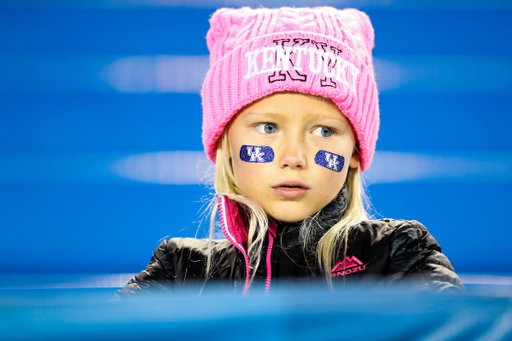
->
<box><xmin>206</xmin><ymin>129</ymin><xmax>369</xmax><ymax>286</ymax></box>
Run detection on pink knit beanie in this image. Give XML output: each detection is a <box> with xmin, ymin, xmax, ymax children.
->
<box><xmin>201</xmin><ymin>7</ymin><xmax>379</xmax><ymax>172</ymax></box>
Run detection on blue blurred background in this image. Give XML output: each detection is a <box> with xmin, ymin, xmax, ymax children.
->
<box><xmin>0</xmin><ymin>0</ymin><xmax>511</xmax><ymax>288</ymax></box>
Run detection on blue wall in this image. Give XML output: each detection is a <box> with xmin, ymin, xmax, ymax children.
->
<box><xmin>0</xmin><ymin>1</ymin><xmax>511</xmax><ymax>275</ymax></box>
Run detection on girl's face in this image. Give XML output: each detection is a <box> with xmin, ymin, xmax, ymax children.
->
<box><xmin>228</xmin><ymin>92</ymin><xmax>359</xmax><ymax>222</ymax></box>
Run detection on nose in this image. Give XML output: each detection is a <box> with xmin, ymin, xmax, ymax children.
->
<box><xmin>278</xmin><ymin>135</ymin><xmax>307</xmax><ymax>169</ymax></box>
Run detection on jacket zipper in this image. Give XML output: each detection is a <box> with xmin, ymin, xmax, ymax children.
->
<box><xmin>217</xmin><ymin>196</ymin><xmax>251</xmax><ymax>295</ymax></box>
<box><xmin>265</xmin><ymin>231</ymin><xmax>274</xmax><ymax>294</ymax></box>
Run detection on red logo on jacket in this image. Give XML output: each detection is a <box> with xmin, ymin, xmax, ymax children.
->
<box><xmin>331</xmin><ymin>256</ymin><xmax>366</xmax><ymax>277</ymax></box>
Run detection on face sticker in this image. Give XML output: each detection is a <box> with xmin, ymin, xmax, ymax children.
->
<box><xmin>240</xmin><ymin>145</ymin><xmax>275</xmax><ymax>163</ymax></box>
<box><xmin>314</xmin><ymin>150</ymin><xmax>344</xmax><ymax>172</ymax></box>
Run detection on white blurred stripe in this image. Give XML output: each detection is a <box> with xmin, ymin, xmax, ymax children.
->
<box><xmin>109</xmin><ymin>151</ymin><xmax>213</xmax><ymax>184</ymax></box>
<box><xmin>100</xmin><ymin>55</ymin><xmax>210</xmax><ymax>94</ymax></box>
<box><xmin>1</xmin><ymin>151</ymin><xmax>512</xmax><ymax>184</ymax></box>
<box><xmin>1</xmin><ymin>54</ymin><xmax>511</xmax><ymax>94</ymax></box>
<box><xmin>364</xmin><ymin>151</ymin><xmax>512</xmax><ymax>184</ymax></box>
<box><xmin>101</xmin><ymin>55</ymin><xmax>512</xmax><ymax>94</ymax></box>
<box><xmin>375</xmin><ymin>56</ymin><xmax>512</xmax><ymax>94</ymax></box>
<box><xmin>108</xmin><ymin>150</ymin><xmax>512</xmax><ymax>185</ymax></box>
<box><xmin>2</xmin><ymin>0</ymin><xmax>511</xmax><ymax>10</ymax></box>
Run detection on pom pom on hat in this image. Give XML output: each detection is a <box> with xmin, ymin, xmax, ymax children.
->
<box><xmin>201</xmin><ymin>6</ymin><xmax>380</xmax><ymax>172</ymax></box>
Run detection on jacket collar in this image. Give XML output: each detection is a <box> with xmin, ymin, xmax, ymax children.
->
<box><xmin>218</xmin><ymin>195</ymin><xmax>277</xmax><ymax>250</ymax></box>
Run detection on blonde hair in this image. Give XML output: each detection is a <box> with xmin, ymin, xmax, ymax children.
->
<box><xmin>206</xmin><ymin>129</ymin><xmax>369</xmax><ymax>287</ymax></box>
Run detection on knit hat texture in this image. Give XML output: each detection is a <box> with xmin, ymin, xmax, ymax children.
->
<box><xmin>201</xmin><ymin>6</ymin><xmax>379</xmax><ymax>171</ymax></box>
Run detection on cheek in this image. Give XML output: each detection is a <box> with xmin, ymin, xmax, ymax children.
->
<box><xmin>231</xmin><ymin>156</ymin><xmax>270</xmax><ymax>191</ymax></box>
<box><xmin>232</xmin><ymin>144</ymin><xmax>275</xmax><ymax>189</ymax></box>
<box><xmin>316</xmin><ymin>167</ymin><xmax>346</xmax><ymax>194</ymax></box>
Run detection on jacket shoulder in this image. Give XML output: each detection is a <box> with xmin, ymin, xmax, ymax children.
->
<box><xmin>352</xmin><ymin>218</ymin><xmax>428</xmax><ymax>236</ymax></box>
<box><xmin>349</xmin><ymin>219</ymin><xmax>465</xmax><ymax>292</ymax></box>
<box><xmin>116</xmin><ymin>238</ymin><xmax>232</xmax><ymax>297</ymax></box>
<box><xmin>348</xmin><ymin>219</ymin><xmax>436</xmax><ymax>255</ymax></box>
<box><xmin>358</xmin><ymin>219</ymin><xmax>439</xmax><ymax>251</ymax></box>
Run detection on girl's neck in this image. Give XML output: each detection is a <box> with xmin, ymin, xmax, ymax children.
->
<box><xmin>275</xmin><ymin>185</ymin><xmax>350</xmax><ymax>249</ymax></box>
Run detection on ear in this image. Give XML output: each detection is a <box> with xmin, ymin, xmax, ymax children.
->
<box><xmin>349</xmin><ymin>151</ymin><xmax>360</xmax><ymax>169</ymax></box>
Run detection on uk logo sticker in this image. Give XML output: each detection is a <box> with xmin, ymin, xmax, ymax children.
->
<box><xmin>240</xmin><ymin>145</ymin><xmax>274</xmax><ymax>163</ymax></box>
<box><xmin>331</xmin><ymin>256</ymin><xmax>366</xmax><ymax>277</ymax></box>
<box><xmin>314</xmin><ymin>150</ymin><xmax>344</xmax><ymax>172</ymax></box>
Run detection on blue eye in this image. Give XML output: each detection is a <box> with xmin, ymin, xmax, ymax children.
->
<box><xmin>256</xmin><ymin>123</ymin><xmax>278</xmax><ymax>134</ymax></box>
<box><xmin>313</xmin><ymin>126</ymin><xmax>333</xmax><ymax>137</ymax></box>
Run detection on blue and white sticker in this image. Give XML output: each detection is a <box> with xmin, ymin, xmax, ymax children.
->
<box><xmin>314</xmin><ymin>150</ymin><xmax>344</xmax><ymax>172</ymax></box>
<box><xmin>240</xmin><ymin>145</ymin><xmax>275</xmax><ymax>163</ymax></box>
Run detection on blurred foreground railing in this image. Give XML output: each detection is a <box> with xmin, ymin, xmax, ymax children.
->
<box><xmin>1</xmin><ymin>278</ymin><xmax>511</xmax><ymax>341</ymax></box>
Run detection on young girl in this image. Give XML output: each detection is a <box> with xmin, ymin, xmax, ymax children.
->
<box><xmin>118</xmin><ymin>6</ymin><xmax>464</xmax><ymax>295</ymax></box>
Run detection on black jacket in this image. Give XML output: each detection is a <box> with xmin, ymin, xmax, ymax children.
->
<box><xmin>117</xmin><ymin>194</ymin><xmax>464</xmax><ymax>296</ymax></box>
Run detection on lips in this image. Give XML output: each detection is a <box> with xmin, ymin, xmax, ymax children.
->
<box><xmin>271</xmin><ymin>180</ymin><xmax>310</xmax><ymax>199</ymax></box>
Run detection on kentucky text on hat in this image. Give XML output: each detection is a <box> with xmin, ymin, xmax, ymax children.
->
<box><xmin>244</xmin><ymin>38</ymin><xmax>360</xmax><ymax>94</ymax></box>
